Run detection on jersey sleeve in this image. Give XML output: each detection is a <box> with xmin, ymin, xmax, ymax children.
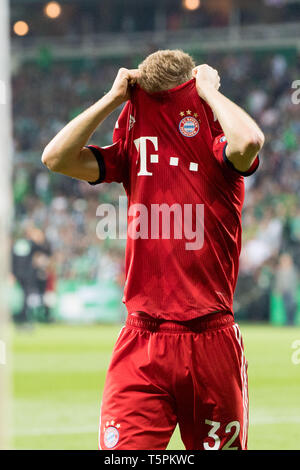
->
<box><xmin>203</xmin><ymin>100</ymin><xmax>260</xmax><ymax>177</ymax></box>
<box><xmin>87</xmin><ymin>101</ymin><xmax>131</xmax><ymax>186</ymax></box>
<box><xmin>213</xmin><ymin>133</ymin><xmax>260</xmax><ymax>177</ymax></box>
<box><xmin>86</xmin><ymin>139</ymin><xmax>128</xmax><ymax>185</ymax></box>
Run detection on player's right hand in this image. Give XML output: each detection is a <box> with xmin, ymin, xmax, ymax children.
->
<box><xmin>109</xmin><ymin>68</ymin><xmax>140</xmax><ymax>104</ymax></box>
<box><xmin>192</xmin><ymin>64</ymin><xmax>221</xmax><ymax>99</ymax></box>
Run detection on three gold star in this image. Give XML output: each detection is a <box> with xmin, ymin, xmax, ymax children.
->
<box><xmin>180</xmin><ymin>110</ymin><xmax>199</xmax><ymax>118</ymax></box>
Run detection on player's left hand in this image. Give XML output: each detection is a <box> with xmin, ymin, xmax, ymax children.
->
<box><xmin>192</xmin><ymin>64</ymin><xmax>221</xmax><ymax>99</ymax></box>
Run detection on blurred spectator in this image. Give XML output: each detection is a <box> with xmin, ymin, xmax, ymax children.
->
<box><xmin>274</xmin><ymin>253</ymin><xmax>298</xmax><ymax>325</ymax></box>
<box><xmin>12</xmin><ymin>224</ymin><xmax>52</xmax><ymax>323</ymax></box>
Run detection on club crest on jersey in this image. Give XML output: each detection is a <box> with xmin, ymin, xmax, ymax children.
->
<box><xmin>179</xmin><ymin>110</ymin><xmax>200</xmax><ymax>138</ymax></box>
<box><xmin>103</xmin><ymin>420</ymin><xmax>120</xmax><ymax>448</ymax></box>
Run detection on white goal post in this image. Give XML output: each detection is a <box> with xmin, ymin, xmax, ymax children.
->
<box><xmin>0</xmin><ymin>0</ymin><xmax>12</xmax><ymax>450</ymax></box>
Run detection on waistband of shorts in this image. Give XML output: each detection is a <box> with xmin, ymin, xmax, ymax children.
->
<box><xmin>125</xmin><ymin>311</ymin><xmax>234</xmax><ymax>333</ymax></box>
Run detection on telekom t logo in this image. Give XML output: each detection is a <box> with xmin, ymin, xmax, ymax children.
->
<box><xmin>134</xmin><ymin>136</ymin><xmax>158</xmax><ymax>176</ymax></box>
<box><xmin>134</xmin><ymin>136</ymin><xmax>200</xmax><ymax>175</ymax></box>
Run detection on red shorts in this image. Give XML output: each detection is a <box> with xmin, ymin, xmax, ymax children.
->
<box><xmin>99</xmin><ymin>312</ymin><xmax>249</xmax><ymax>450</ymax></box>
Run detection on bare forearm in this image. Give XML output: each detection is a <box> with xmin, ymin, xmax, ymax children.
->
<box><xmin>42</xmin><ymin>67</ymin><xmax>139</xmax><ymax>180</ymax></box>
<box><xmin>42</xmin><ymin>91</ymin><xmax>122</xmax><ymax>172</ymax></box>
<box><xmin>193</xmin><ymin>64</ymin><xmax>264</xmax><ymax>171</ymax></box>
<box><xmin>201</xmin><ymin>86</ymin><xmax>264</xmax><ymax>156</ymax></box>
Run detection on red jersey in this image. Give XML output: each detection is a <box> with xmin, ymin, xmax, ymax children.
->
<box><xmin>88</xmin><ymin>79</ymin><xmax>259</xmax><ymax>320</ymax></box>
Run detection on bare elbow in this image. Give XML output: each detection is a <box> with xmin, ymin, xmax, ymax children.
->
<box><xmin>240</xmin><ymin>131</ymin><xmax>265</xmax><ymax>157</ymax></box>
<box><xmin>41</xmin><ymin>148</ymin><xmax>51</xmax><ymax>169</ymax></box>
<box><xmin>252</xmin><ymin>131</ymin><xmax>264</xmax><ymax>151</ymax></box>
<box><xmin>42</xmin><ymin>146</ymin><xmax>63</xmax><ymax>172</ymax></box>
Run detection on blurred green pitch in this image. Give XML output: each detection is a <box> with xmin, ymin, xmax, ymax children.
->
<box><xmin>12</xmin><ymin>323</ymin><xmax>300</xmax><ymax>450</ymax></box>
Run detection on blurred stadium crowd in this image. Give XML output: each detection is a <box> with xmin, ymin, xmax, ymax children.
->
<box><xmin>11</xmin><ymin>48</ymin><xmax>300</xmax><ymax>324</ymax></box>
<box><xmin>11</xmin><ymin>0</ymin><xmax>300</xmax><ymax>39</ymax></box>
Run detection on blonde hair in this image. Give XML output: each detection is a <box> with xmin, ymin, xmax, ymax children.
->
<box><xmin>138</xmin><ymin>49</ymin><xmax>195</xmax><ymax>93</ymax></box>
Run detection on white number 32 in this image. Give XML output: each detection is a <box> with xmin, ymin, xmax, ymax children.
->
<box><xmin>203</xmin><ymin>419</ymin><xmax>240</xmax><ymax>450</ymax></box>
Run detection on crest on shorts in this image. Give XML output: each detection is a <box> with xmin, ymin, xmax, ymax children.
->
<box><xmin>103</xmin><ymin>420</ymin><xmax>121</xmax><ymax>448</ymax></box>
<box><xmin>179</xmin><ymin>110</ymin><xmax>200</xmax><ymax>138</ymax></box>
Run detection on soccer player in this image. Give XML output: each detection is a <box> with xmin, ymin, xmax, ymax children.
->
<box><xmin>42</xmin><ymin>50</ymin><xmax>264</xmax><ymax>450</ymax></box>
